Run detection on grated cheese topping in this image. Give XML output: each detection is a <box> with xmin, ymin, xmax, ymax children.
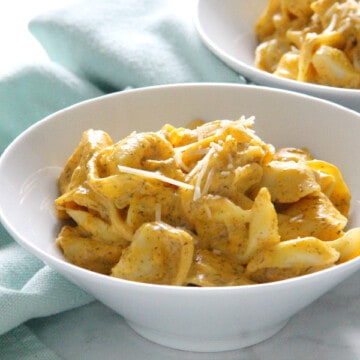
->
<box><xmin>204</xmin><ymin>203</ymin><xmax>212</xmax><ymax>219</ymax></box>
<box><xmin>202</xmin><ymin>167</ymin><xmax>214</xmax><ymax>197</ymax></box>
<box><xmin>193</xmin><ymin>147</ymin><xmax>215</xmax><ymax>201</ymax></box>
<box><xmin>117</xmin><ymin>165</ymin><xmax>194</xmax><ymax>190</ymax></box>
<box><xmin>155</xmin><ymin>203</ymin><xmax>162</xmax><ymax>222</ymax></box>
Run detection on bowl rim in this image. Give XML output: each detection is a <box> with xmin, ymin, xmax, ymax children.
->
<box><xmin>1</xmin><ymin>82</ymin><xmax>360</xmax><ymax>293</ymax></box>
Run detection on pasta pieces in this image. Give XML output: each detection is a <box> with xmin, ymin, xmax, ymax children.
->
<box><xmin>187</xmin><ymin>187</ymin><xmax>280</xmax><ymax>264</ymax></box>
<box><xmin>186</xmin><ymin>249</ymin><xmax>253</xmax><ymax>287</ymax></box>
<box><xmin>277</xmin><ymin>192</ymin><xmax>348</xmax><ymax>241</ymax></box>
<box><xmin>55</xmin><ymin>117</ymin><xmax>360</xmax><ymax>286</ymax></box>
<box><xmin>259</xmin><ymin>160</ymin><xmax>320</xmax><ymax>203</ymax></box>
<box><xmin>55</xmin><ymin>182</ymin><xmax>133</xmax><ymax>245</ymax></box>
<box><xmin>246</xmin><ymin>187</ymin><xmax>281</xmax><ymax>260</ymax></box>
<box><xmin>99</xmin><ymin>131</ymin><xmax>175</xmax><ymax>171</ymax></box>
<box><xmin>126</xmin><ymin>188</ymin><xmax>190</xmax><ymax>230</ymax></box>
<box><xmin>312</xmin><ymin>45</ymin><xmax>360</xmax><ymax>88</ymax></box>
<box><xmin>58</xmin><ymin>129</ymin><xmax>112</xmax><ymax>194</ymax></box>
<box><xmin>273</xmin><ymin>147</ymin><xmax>313</xmax><ymax>162</ymax></box>
<box><xmin>111</xmin><ymin>222</ymin><xmax>194</xmax><ymax>285</ymax></box>
<box><xmin>306</xmin><ymin>159</ymin><xmax>351</xmax><ymax>216</ymax></box>
<box><xmin>57</xmin><ymin>226</ymin><xmax>123</xmax><ymax>275</ymax></box>
<box><xmin>254</xmin><ymin>0</ymin><xmax>360</xmax><ymax>88</ymax></box>
<box><xmin>246</xmin><ymin>237</ymin><xmax>340</xmax><ymax>283</ymax></box>
<box><xmin>328</xmin><ymin>228</ymin><xmax>360</xmax><ymax>263</ymax></box>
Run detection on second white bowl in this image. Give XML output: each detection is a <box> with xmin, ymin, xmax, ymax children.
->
<box><xmin>195</xmin><ymin>0</ymin><xmax>360</xmax><ymax>112</ymax></box>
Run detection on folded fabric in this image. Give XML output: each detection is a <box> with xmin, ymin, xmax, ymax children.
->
<box><xmin>0</xmin><ymin>325</ymin><xmax>62</xmax><ymax>360</ymax></box>
<box><xmin>0</xmin><ymin>0</ymin><xmax>247</xmax><ymax>355</ymax></box>
<box><xmin>28</xmin><ymin>0</ymin><xmax>245</xmax><ymax>91</ymax></box>
<box><xmin>0</xmin><ymin>61</ymin><xmax>103</xmax><ymax>153</ymax></box>
<box><xmin>0</xmin><ymin>61</ymin><xmax>101</xmax><ymax>337</ymax></box>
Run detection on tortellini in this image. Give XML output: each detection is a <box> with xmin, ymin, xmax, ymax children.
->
<box><xmin>254</xmin><ymin>0</ymin><xmax>360</xmax><ymax>88</ymax></box>
<box><xmin>112</xmin><ymin>222</ymin><xmax>194</xmax><ymax>285</ymax></box>
<box><xmin>55</xmin><ymin>116</ymin><xmax>360</xmax><ymax>286</ymax></box>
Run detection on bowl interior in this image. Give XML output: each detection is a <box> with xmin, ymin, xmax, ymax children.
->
<box><xmin>1</xmin><ymin>84</ymin><xmax>360</xmax><ymax>264</ymax></box>
<box><xmin>195</xmin><ymin>0</ymin><xmax>264</xmax><ymax>68</ymax></box>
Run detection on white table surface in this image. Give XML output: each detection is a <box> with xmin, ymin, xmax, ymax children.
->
<box><xmin>25</xmin><ymin>269</ymin><xmax>360</xmax><ymax>360</ymax></box>
<box><xmin>2</xmin><ymin>2</ymin><xmax>360</xmax><ymax>359</ymax></box>
<box><xmin>0</xmin><ymin>1</ymin><xmax>66</xmax><ymax>71</ymax></box>
<box><xmin>26</xmin><ymin>270</ymin><xmax>360</xmax><ymax>360</ymax></box>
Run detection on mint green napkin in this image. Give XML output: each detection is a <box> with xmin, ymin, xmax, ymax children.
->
<box><xmin>0</xmin><ymin>227</ymin><xmax>93</xmax><ymax>334</ymax></box>
<box><xmin>0</xmin><ymin>61</ymin><xmax>103</xmax><ymax>154</ymax></box>
<box><xmin>0</xmin><ymin>62</ymin><xmax>102</xmax><ymax>358</ymax></box>
<box><xmin>0</xmin><ymin>0</ymin><xmax>245</xmax><ymax>357</ymax></box>
<box><xmin>28</xmin><ymin>0</ymin><xmax>244</xmax><ymax>90</ymax></box>
<box><xmin>0</xmin><ymin>325</ymin><xmax>62</xmax><ymax>360</ymax></box>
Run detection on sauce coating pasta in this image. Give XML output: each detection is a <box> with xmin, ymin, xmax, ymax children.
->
<box><xmin>254</xmin><ymin>0</ymin><xmax>360</xmax><ymax>88</ymax></box>
<box><xmin>55</xmin><ymin>117</ymin><xmax>360</xmax><ymax>286</ymax></box>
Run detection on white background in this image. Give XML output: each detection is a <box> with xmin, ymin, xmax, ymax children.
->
<box><xmin>0</xmin><ymin>0</ymin><xmax>76</xmax><ymax>72</ymax></box>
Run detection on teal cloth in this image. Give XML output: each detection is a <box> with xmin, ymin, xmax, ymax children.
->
<box><xmin>0</xmin><ymin>62</ymin><xmax>103</xmax><ymax>153</ymax></box>
<box><xmin>0</xmin><ymin>325</ymin><xmax>62</xmax><ymax>360</ymax></box>
<box><xmin>28</xmin><ymin>0</ymin><xmax>243</xmax><ymax>90</ymax></box>
<box><xmin>0</xmin><ymin>0</ymin><xmax>245</xmax><ymax>357</ymax></box>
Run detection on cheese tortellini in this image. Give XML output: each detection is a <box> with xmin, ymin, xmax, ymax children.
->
<box><xmin>254</xmin><ymin>0</ymin><xmax>360</xmax><ymax>88</ymax></box>
<box><xmin>55</xmin><ymin>117</ymin><xmax>360</xmax><ymax>286</ymax></box>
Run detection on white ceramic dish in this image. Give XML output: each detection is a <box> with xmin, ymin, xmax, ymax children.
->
<box><xmin>1</xmin><ymin>84</ymin><xmax>360</xmax><ymax>352</ymax></box>
<box><xmin>194</xmin><ymin>0</ymin><xmax>360</xmax><ymax>112</ymax></box>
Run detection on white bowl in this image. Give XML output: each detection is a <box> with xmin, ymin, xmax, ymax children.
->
<box><xmin>194</xmin><ymin>0</ymin><xmax>360</xmax><ymax>112</ymax></box>
<box><xmin>1</xmin><ymin>84</ymin><xmax>360</xmax><ymax>352</ymax></box>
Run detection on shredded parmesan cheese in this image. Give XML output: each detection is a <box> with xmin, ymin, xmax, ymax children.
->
<box><xmin>210</xmin><ymin>141</ymin><xmax>222</xmax><ymax>152</ymax></box>
<box><xmin>212</xmin><ymin>248</ymin><xmax>221</xmax><ymax>255</ymax></box>
<box><xmin>289</xmin><ymin>214</ymin><xmax>304</xmax><ymax>223</ymax></box>
<box><xmin>324</xmin><ymin>13</ymin><xmax>338</xmax><ymax>33</ymax></box>
<box><xmin>174</xmin><ymin>151</ymin><xmax>190</xmax><ymax>172</ymax></box>
<box><xmin>155</xmin><ymin>203</ymin><xmax>162</xmax><ymax>222</ymax></box>
<box><xmin>204</xmin><ymin>203</ymin><xmax>212</xmax><ymax>219</ymax></box>
<box><xmin>227</xmin><ymin>153</ymin><xmax>234</xmax><ymax>169</ymax></box>
<box><xmin>202</xmin><ymin>167</ymin><xmax>214</xmax><ymax>196</ymax></box>
<box><xmin>196</xmin><ymin>127</ymin><xmax>204</xmax><ymax>142</ymax></box>
<box><xmin>117</xmin><ymin>165</ymin><xmax>194</xmax><ymax>190</ymax></box>
<box><xmin>193</xmin><ymin>148</ymin><xmax>215</xmax><ymax>201</ymax></box>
